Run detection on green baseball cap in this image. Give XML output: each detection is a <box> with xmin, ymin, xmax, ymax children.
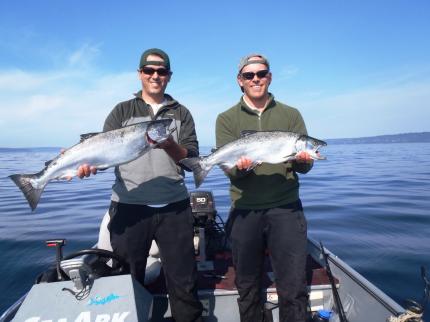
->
<box><xmin>139</xmin><ymin>48</ymin><xmax>171</xmax><ymax>70</ymax></box>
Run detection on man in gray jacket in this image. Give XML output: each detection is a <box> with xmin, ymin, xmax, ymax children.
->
<box><xmin>78</xmin><ymin>48</ymin><xmax>202</xmax><ymax>322</ymax></box>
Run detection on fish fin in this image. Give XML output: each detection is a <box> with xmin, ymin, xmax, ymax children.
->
<box><xmin>246</xmin><ymin>161</ymin><xmax>262</xmax><ymax>171</ymax></box>
<box><xmin>80</xmin><ymin>132</ymin><xmax>100</xmax><ymax>142</ymax></box>
<box><xmin>57</xmin><ymin>169</ymin><xmax>77</xmax><ymax>180</ymax></box>
<box><xmin>179</xmin><ymin>157</ymin><xmax>212</xmax><ymax>188</ymax></box>
<box><xmin>219</xmin><ymin>164</ymin><xmax>232</xmax><ymax>173</ymax></box>
<box><xmin>283</xmin><ymin>153</ymin><xmax>296</xmax><ymax>162</ymax></box>
<box><xmin>9</xmin><ymin>173</ymin><xmax>46</xmax><ymax>211</ymax></box>
<box><xmin>44</xmin><ymin>159</ymin><xmax>53</xmax><ymax>167</ymax></box>
<box><xmin>240</xmin><ymin>130</ymin><xmax>257</xmax><ymax>137</ymax></box>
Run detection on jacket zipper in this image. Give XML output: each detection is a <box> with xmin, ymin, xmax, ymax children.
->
<box><xmin>258</xmin><ymin>113</ymin><xmax>262</xmax><ymax>131</ymax></box>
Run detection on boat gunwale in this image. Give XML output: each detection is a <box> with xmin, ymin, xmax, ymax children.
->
<box><xmin>308</xmin><ymin>237</ymin><xmax>405</xmax><ymax>316</ymax></box>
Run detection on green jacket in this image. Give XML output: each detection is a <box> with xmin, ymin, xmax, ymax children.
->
<box><xmin>215</xmin><ymin>94</ymin><xmax>312</xmax><ymax>209</ymax></box>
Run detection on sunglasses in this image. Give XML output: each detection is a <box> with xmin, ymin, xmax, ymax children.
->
<box><xmin>141</xmin><ymin>67</ymin><xmax>170</xmax><ymax>77</ymax></box>
<box><xmin>241</xmin><ymin>70</ymin><xmax>269</xmax><ymax>80</ymax></box>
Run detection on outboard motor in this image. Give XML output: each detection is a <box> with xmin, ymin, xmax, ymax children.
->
<box><xmin>190</xmin><ymin>191</ymin><xmax>217</xmax><ymax>271</ymax></box>
<box><xmin>190</xmin><ymin>190</ymin><xmax>217</xmax><ymax>225</ymax></box>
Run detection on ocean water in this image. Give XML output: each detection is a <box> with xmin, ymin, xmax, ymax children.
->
<box><xmin>0</xmin><ymin>143</ymin><xmax>429</xmax><ymax>320</ymax></box>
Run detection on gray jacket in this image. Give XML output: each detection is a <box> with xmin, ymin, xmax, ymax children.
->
<box><xmin>103</xmin><ymin>91</ymin><xmax>199</xmax><ymax>205</ymax></box>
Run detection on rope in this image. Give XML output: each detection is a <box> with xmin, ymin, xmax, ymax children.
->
<box><xmin>388</xmin><ymin>309</ymin><xmax>423</xmax><ymax>322</ymax></box>
<box><xmin>62</xmin><ymin>283</ymin><xmax>91</xmax><ymax>301</ymax></box>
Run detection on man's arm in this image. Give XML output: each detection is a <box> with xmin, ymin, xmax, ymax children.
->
<box><xmin>176</xmin><ymin>108</ymin><xmax>199</xmax><ymax>158</ymax></box>
<box><xmin>156</xmin><ymin>136</ymin><xmax>188</xmax><ymax>163</ymax></box>
<box><xmin>156</xmin><ymin>106</ymin><xmax>198</xmax><ymax>164</ymax></box>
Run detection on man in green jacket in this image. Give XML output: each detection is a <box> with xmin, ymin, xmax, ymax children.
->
<box><xmin>216</xmin><ymin>54</ymin><xmax>313</xmax><ymax>322</ymax></box>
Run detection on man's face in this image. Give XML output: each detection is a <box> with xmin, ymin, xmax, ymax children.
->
<box><xmin>139</xmin><ymin>54</ymin><xmax>171</xmax><ymax>96</ymax></box>
<box><xmin>237</xmin><ymin>62</ymin><xmax>271</xmax><ymax>100</ymax></box>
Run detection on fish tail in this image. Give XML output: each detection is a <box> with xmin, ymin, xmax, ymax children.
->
<box><xmin>9</xmin><ymin>172</ymin><xmax>46</xmax><ymax>211</ymax></box>
<box><xmin>180</xmin><ymin>157</ymin><xmax>212</xmax><ymax>188</ymax></box>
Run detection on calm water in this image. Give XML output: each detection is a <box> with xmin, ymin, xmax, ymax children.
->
<box><xmin>0</xmin><ymin>143</ymin><xmax>429</xmax><ymax>319</ymax></box>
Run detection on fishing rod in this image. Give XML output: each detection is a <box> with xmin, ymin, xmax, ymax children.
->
<box><xmin>320</xmin><ymin>241</ymin><xmax>348</xmax><ymax>322</ymax></box>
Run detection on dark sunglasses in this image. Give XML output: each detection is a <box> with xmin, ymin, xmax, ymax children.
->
<box><xmin>241</xmin><ymin>70</ymin><xmax>269</xmax><ymax>80</ymax></box>
<box><xmin>141</xmin><ymin>67</ymin><xmax>170</xmax><ymax>76</ymax></box>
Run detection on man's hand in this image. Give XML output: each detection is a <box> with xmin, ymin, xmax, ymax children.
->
<box><xmin>76</xmin><ymin>164</ymin><xmax>97</xmax><ymax>179</ymax></box>
<box><xmin>154</xmin><ymin>135</ymin><xmax>188</xmax><ymax>163</ymax></box>
<box><xmin>236</xmin><ymin>156</ymin><xmax>254</xmax><ymax>170</ymax></box>
<box><xmin>295</xmin><ymin>151</ymin><xmax>313</xmax><ymax>163</ymax></box>
<box><xmin>155</xmin><ymin>135</ymin><xmax>174</xmax><ymax>149</ymax></box>
<box><xmin>60</xmin><ymin>149</ymin><xmax>97</xmax><ymax>180</ymax></box>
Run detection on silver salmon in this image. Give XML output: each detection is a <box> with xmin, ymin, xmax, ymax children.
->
<box><xmin>180</xmin><ymin>131</ymin><xmax>326</xmax><ymax>188</ymax></box>
<box><xmin>10</xmin><ymin>118</ymin><xmax>173</xmax><ymax>211</ymax></box>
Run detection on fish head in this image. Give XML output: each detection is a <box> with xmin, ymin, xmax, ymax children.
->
<box><xmin>296</xmin><ymin>135</ymin><xmax>327</xmax><ymax>160</ymax></box>
<box><xmin>146</xmin><ymin>118</ymin><xmax>174</xmax><ymax>144</ymax></box>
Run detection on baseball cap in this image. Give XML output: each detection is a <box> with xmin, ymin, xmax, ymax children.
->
<box><xmin>139</xmin><ymin>48</ymin><xmax>171</xmax><ymax>70</ymax></box>
<box><xmin>238</xmin><ymin>53</ymin><xmax>270</xmax><ymax>73</ymax></box>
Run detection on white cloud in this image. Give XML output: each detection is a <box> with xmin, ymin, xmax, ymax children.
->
<box><xmin>277</xmin><ymin>65</ymin><xmax>299</xmax><ymax>81</ymax></box>
<box><xmin>68</xmin><ymin>43</ymin><xmax>101</xmax><ymax>68</ymax></box>
<box><xmin>0</xmin><ymin>69</ymin><xmax>68</xmax><ymax>91</ymax></box>
<box><xmin>19</xmin><ymin>94</ymin><xmax>65</xmax><ymax>117</ymax></box>
<box><xmin>0</xmin><ymin>65</ymin><xmax>137</xmax><ymax>147</ymax></box>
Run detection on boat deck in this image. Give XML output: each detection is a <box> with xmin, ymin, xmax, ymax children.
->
<box><xmin>145</xmin><ymin>251</ymin><xmax>336</xmax><ymax>320</ymax></box>
<box><xmin>146</xmin><ymin>252</ymin><xmax>334</xmax><ymax>293</ymax></box>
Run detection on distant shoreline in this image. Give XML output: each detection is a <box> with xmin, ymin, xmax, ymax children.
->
<box><xmin>325</xmin><ymin>132</ymin><xmax>430</xmax><ymax>144</ymax></box>
<box><xmin>0</xmin><ymin>147</ymin><xmax>61</xmax><ymax>152</ymax></box>
<box><xmin>1</xmin><ymin>132</ymin><xmax>429</xmax><ymax>150</ymax></box>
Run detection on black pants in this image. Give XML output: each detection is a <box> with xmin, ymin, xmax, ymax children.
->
<box><xmin>228</xmin><ymin>200</ymin><xmax>308</xmax><ymax>322</ymax></box>
<box><xmin>108</xmin><ymin>199</ymin><xmax>203</xmax><ymax>322</ymax></box>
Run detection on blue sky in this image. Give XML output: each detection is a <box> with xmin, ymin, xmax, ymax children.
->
<box><xmin>0</xmin><ymin>0</ymin><xmax>429</xmax><ymax>147</ymax></box>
